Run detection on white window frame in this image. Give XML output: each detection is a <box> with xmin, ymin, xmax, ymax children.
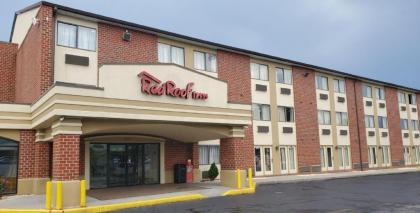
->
<box><xmin>401</xmin><ymin>119</ymin><xmax>409</xmax><ymax>130</ymax></box>
<box><xmin>378</xmin><ymin>116</ymin><xmax>388</xmax><ymax>129</ymax></box>
<box><xmin>199</xmin><ymin>145</ymin><xmax>220</xmax><ymax>165</ymax></box>
<box><xmin>333</xmin><ymin>79</ymin><xmax>345</xmax><ymax>93</ymax></box>
<box><xmin>363</xmin><ymin>85</ymin><xmax>372</xmax><ymax>98</ymax></box>
<box><xmin>193</xmin><ymin>51</ymin><xmax>217</xmax><ymax>72</ymax></box>
<box><xmin>398</xmin><ymin>92</ymin><xmax>406</xmax><ymax>104</ymax></box>
<box><xmin>316</xmin><ymin>75</ymin><xmax>329</xmax><ymax>91</ymax></box>
<box><xmin>252</xmin><ymin>103</ymin><xmax>271</xmax><ymax>121</ymax></box>
<box><xmin>275</xmin><ymin>68</ymin><xmax>292</xmax><ymax>84</ymax></box>
<box><xmin>365</xmin><ymin>115</ymin><xmax>375</xmax><ymax>128</ymax></box>
<box><xmin>278</xmin><ymin>106</ymin><xmax>294</xmax><ymax>123</ymax></box>
<box><xmin>158</xmin><ymin>43</ymin><xmax>185</xmax><ymax>66</ymax></box>
<box><xmin>376</xmin><ymin>88</ymin><xmax>385</xmax><ymax>100</ymax></box>
<box><xmin>251</xmin><ymin>63</ymin><xmax>269</xmax><ymax>81</ymax></box>
<box><xmin>57</xmin><ymin>21</ymin><xmax>97</xmax><ymax>51</ymax></box>
<box><xmin>336</xmin><ymin>112</ymin><xmax>348</xmax><ymax>126</ymax></box>
<box><xmin>318</xmin><ymin>110</ymin><xmax>331</xmax><ymax>125</ymax></box>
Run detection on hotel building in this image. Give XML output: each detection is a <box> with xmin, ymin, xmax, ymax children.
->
<box><xmin>0</xmin><ymin>1</ymin><xmax>419</xmax><ymax>207</ymax></box>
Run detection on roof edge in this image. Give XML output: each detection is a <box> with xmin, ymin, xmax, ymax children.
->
<box><xmin>10</xmin><ymin>1</ymin><xmax>420</xmax><ymax>93</ymax></box>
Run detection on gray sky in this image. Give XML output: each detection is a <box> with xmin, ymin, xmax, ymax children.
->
<box><xmin>1</xmin><ymin>0</ymin><xmax>419</xmax><ymax>89</ymax></box>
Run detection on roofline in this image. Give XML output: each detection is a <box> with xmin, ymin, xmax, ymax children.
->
<box><xmin>10</xmin><ymin>1</ymin><xmax>420</xmax><ymax>93</ymax></box>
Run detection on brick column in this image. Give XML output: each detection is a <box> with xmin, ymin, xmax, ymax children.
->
<box><xmin>292</xmin><ymin>66</ymin><xmax>321</xmax><ymax>173</ymax></box>
<box><xmin>219</xmin><ymin>126</ymin><xmax>254</xmax><ymax>187</ymax></box>
<box><xmin>18</xmin><ymin>130</ymin><xmax>50</xmax><ymax>195</ymax></box>
<box><xmin>192</xmin><ymin>142</ymin><xmax>201</xmax><ymax>182</ymax></box>
<box><xmin>385</xmin><ymin>87</ymin><xmax>404</xmax><ymax>166</ymax></box>
<box><xmin>346</xmin><ymin>79</ymin><xmax>369</xmax><ymax>170</ymax></box>
<box><xmin>52</xmin><ymin>134</ymin><xmax>80</xmax><ymax>181</ymax></box>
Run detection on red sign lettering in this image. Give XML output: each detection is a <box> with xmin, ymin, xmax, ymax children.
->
<box><xmin>138</xmin><ymin>71</ymin><xmax>208</xmax><ymax>100</ymax></box>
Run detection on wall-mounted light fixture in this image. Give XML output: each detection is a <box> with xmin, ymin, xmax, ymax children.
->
<box><xmin>122</xmin><ymin>30</ymin><xmax>131</xmax><ymax>42</ymax></box>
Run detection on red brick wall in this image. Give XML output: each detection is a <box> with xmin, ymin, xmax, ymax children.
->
<box><xmin>34</xmin><ymin>142</ymin><xmax>50</xmax><ymax>178</ymax></box>
<box><xmin>52</xmin><ymin>135</ymin><xmax>80</xmax><ymax>181</ymax></box>
<box><xmin>292</xmin><ymin>66</ymin><xmax>321</xmax><ymax>172</ymax></box>
<box><xmin>15</xmin><ymin>6</ymin><xmax>54</xmax><ymax>104</ymax></box>
<box><xmin>98</xmin><ymin>23</ymin><xmax>158</xmax><ymax>65</ymax></box>
<box><xmin>0</xmin><ymin>42</ymin><xmax>17</xmax><ymax>102</ymax></box>
<box><xmin>220</xmin><ymin>125</ymin><xmax>254</xmax><ymax>170</ymax></box>
<box><xmin>18</xmin><ymin>130</ymin><xmax>36</xmax><ymax>178</ymax></box>
<box><xmin>385</xmin><ymin>87</ymin><xmax>404</xmax><ymax>166</ymax></box>
<box><xmin>192</xmin><ymin>142</ymin><xmax>199</xmax><ymax>169</ymax></box>
<box><xmin>346</xmin><ymin>79</ymin><xmax>369</xmax><ymax>170</ymax></box>
<box><xmin>164</xmin><ymin>141</ymin><xmax>193</xmax><ymax>171</ymax></box>
<box><xmin>217</xmin><ymin>50</ymin><xmax>251</xmax><ymax>104</ymax></box>
<box><xmin>79</xmin><ymin>142</ymin><xmax>85</xmax><ymax>176</ymax></box>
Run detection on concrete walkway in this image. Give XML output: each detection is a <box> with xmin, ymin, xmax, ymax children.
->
<box><xmin>0</xmin><ymin>182</ymin><xmax>230</xmax><ymax>209</ymax></box>
<box><xmin>254</xmin><ymin>167</ymin><xmax>420</xmax><ymax>185</ymax></box>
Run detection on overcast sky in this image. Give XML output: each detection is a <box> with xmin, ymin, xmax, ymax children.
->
<box><xmin>1</xmin><ymin>0</ymin><xmax>419</xmax><ymax>89</ymax></box>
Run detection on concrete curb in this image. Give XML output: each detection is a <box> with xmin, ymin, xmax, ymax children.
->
<box><xmin>223</xmin><ymin>187</ymin><xmax>256</xmax><ymax>196</ymax></box>
<box><xmin>254</xmin><ymin>168</ymin><xmax>420</xmax><ymax>186</ymax></box>
<box><xmin>0</xmin><ymin>194</ymin><xmax>207</xmax><ymax>213</ymax></box>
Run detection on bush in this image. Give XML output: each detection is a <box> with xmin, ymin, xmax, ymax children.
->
<box><xmin>208</xmin><ymin>162</ymin><xmax>219</xmax><ymax>181</ymax></box>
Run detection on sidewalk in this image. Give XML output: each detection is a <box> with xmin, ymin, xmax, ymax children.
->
<box><xmin>254</xmin><ymin>167</ymin><xmax>420</xmax><ymax>185</ymax></box>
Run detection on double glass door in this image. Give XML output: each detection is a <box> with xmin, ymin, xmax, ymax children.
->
<box><xmin>254</xmin><ymin>146</ymin><xmax>273</xmax><ymax>176</ymax></box>
<box><xmin>320</xmin><ymin>146</ymin><xmax>334</xmax><ymax>171</ymax></box>
<box><xmin>90</xmin><ymin>143</ymin><xmax>160</xmax><ymax>189</ymax></box>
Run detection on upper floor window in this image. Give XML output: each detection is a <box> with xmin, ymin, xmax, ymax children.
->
<box><xmin>365</xmin><ymin>115</ymin><xmax>375</xmax><ymax>128</ymax></box>
<box><xmin>57</xmin><ymin>22</ymin><xmax>96</xmax><ymax>51</ymax></box>
<box><xmin>408</xmin><ymin>94</ymin><xmax>417</xmax><ymax>105</ymax></box>
<box><xmin>333</xmin><ymin>79</ymin><xmax>345</xmax><ymax>93</ymax></box>
<box><xmin>158</xmin><ymin>43</ymin><xmax>184</xmax><ymax>66</ymax></box>
<box><xmin>336</xmin><ymin>112</ymin><xmax>348</xmax><ymax>126</ymax></box>
<box><xmin>194</xmin><ymin>51</ymin><xmax>217</xmax><ymax>72</ymax></box>
<box><xmin>276</xmin><ymin>68</ymin><xmax>292</xmax><ymax>84</ymax></box>
<box><xmin>412</xmin><ymin>120</ymin><xmax>419</xmax><ymax>131</ymax></box>
<box><xmin>251</xmin><ymin>63</ymin><xmax>268</xmax><ymax>80</ymax></box>
<box><xmin>376</xmin><ymin>88</ymin><xmax>385</xmax><ymax>100</ymax></box>
<box><xmin>400</xmin><ymin>119</ymin><xmax>409</xmax><ymax>130</ymax></box>
<box><xmin>252</xmin><ymin>103</ymin><xmax>270</xmax><ymax>121</ymax></box>
<box><xmin>318</xmin><ymin>110</ymin><xmax>331</xmax><ymax>125</ymax></box>
<box><xmin>363</xmin><ymin>85</ymin><xmax>372</xmax><ymax>98</ymax></box>
<box><xmin>316</xmin><ymin>75</ymin><xmax>328</xmax><ymax>91</ymax></box>
<box><xmin>378</xmin><ymin>116</ymin><xmax>388</xmax><ymax>129</ymax></box>
<box><xmin>398</xmin><ymin>92</ymin><xmax>406</xmax><ymax>104</ymax></box>
<box><xmin>278</xmin><ymin>106</ymin><xmax>294</xmax><ymax>122</ymax></box>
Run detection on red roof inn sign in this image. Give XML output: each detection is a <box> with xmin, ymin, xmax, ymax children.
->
<box><xmin>138</xmin><ymin>71</ymin><xmax>208</xmax><ymax>100</ymax></box>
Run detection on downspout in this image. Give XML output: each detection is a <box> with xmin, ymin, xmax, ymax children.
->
<box><xmin>353</xmin><ymin>80</ymin><xmax>363</xmax><ymax>171</ymax></box>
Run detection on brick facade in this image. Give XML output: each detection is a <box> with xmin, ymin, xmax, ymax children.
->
<box><xmin>385</xmin><ymin>87</ymin><xmax>404</xmax><ymax>166</ymax></box>
<box><xmin>18</xmin><ymin>130</ymin><xmax>36</xmax><ymax>178</ymax></box>
<box><xmin>346</xmin><ymin>79</ymin><xmax>369</xmax><ymax>170</ymax></box>
<box><xmin>98</xmin><ymin>23</ymin><xmax>158</xmax><ymax>66</ymax></box>
<box><xmin>0</xmin><ymin>42</ymin><xmax>17</xmax><ymax>102</ymax></box>
<box><xmin>15</xmin><ymin>6</ymin><xmax>54</xmax><ymax>104</ymax></box>
<box><xmin>217</xmin><ymin>50</ymin><xmax>252</xmax><ymax>104</ymax></box>
<box><xmin>164</xmin><ymin>141</ymin><xmax>194</xmax><ymax>171</ymax></box>
<box><xmin>34</xmin><ymin>142</ymin><xmax>50</xmax><ymax>178</ymax></box>
<box><xmin>52</xmin><ymin>135</ymin><xmax>80</xmax><ymax>181</ymax></box>
<box><xmin>292</xmin><ymin>66</ymin><xmax>321</xmax><ymax>172</ymax></box>
<box><xmin>220</xmin><ymin>126</ymin><xmax>254</xmax><ymax>170</ymax></box>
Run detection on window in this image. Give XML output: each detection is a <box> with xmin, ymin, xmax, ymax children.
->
<box><xmin>382</xmin><ymin>146</ymin><xmax>390</xmax><ymax>165</ymax></box>
<box><xmin>280</xmin><ymin>146</ymin><xmax>296</xmax><ymax>172</ymax></box>
<box><xmin>378</xmin><ymin>116</ymin><xmax>388</xmax><ymax>129</ymax></box>
<box><xmin>368</xmin><ymin>146</ymin><xmax>377</xmax><ymax>166</ymax></box>
<box><xmin>316</xmin><ymin>75</ymin><xmax>328</xmax><ymax>90</ymax></box>
<box><xmin>337</xmin><ymin>146</ymin><xmax>350</xmax><ymax>168</ymax></box>
<box><xmin>251</xmin><ymin>63</ymin><xmax>268</xmax><ymax>80</ymax></box>
<box><xmin>400</xmin><ymin>119</ymin><xmax>409</xmax><ymax>130</ymax></box>
<box><xmin>412</xmin><ymin>120</ymin><xmax>419</xmax><ymax>131</ymax></box>
<box><xmin>333</xmin><ymin>79</ymin><xmax>345</xmax><ymax>93</ymax></box>
<box><xmin>193</xmin><ymin>51</ymin><xmax>217</xmax><ymax>72</ymax></box>
<box><xmin>0</xmin><ymin>138</ymin><xmax>18</xmax><ymax>194</ymax></box>
<box><xmin>365</xmin><ymin>115</ymin><xmax>375</xmax><ymax>128</ymax></box>
<box><xmin>278</xmin><ymin>106</ymin><xmax>294</xmax><ymax>122</ymax></box>
<box><xmin>408</xmin><ymin>94</ymin><xmax>417</xmax><ymax>105</ymax></box>
<box><xmin>276</xmin><ymin>68</ymin><xmax>292</xmax><ymax>84</ymax></box>
<box><xmin>57</xmin><ymin>22</ymin><xmax>97</xmax><ymax>51</ymax></box>
<box><xmin>363</xmin><ymin>85</ymin><xmax>372</xmax><ymax>98</ymax></box>
<box><xmin>318</xmin><ymin>110</ymin><xmax>331</xmax><ymax>125</ymax></box>
<box><xmin>398</xmin><ymin>92</ymin><xmax>406</xmax><ymax>104</ymax></box>
<box><xmin>199</xmin><ymin>145</ymin><xmax>220</xmax><ymax>165</ymax></box>
<box><xmin>158</xmin><ymin>43</ymin><xmax>185</xmax><ymax>66</ymax></box>
<box><xmin>336</xmin><ymin>112</ymin><xmax>348</xmax><ymax>126</ymax></box>
<box><xmin>376</xmin><ymin>88</ymin><xmax>385</xmax><ymax>100</ymax></box>
<box><xmin>252</xmin><ymin>104</ymin><xmax>270</xmax><ymax>121</ymax></box>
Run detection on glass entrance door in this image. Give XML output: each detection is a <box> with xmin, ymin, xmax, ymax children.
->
<box><xmin>90</xmin><ymin>143</ymin><xmax>160</xmax><ymax>189</ymax></box>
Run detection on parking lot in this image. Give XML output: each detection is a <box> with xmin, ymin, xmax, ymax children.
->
<box><xmin>118</xmin><ymin>172</ymin><xmax>420</xmax><ymax>213</ymax></box>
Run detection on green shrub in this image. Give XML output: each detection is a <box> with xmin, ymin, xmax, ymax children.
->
<box><xmin>208</xmin><ymin>162</ymin><xmax>219</xmax><ymax>181</ymax></box>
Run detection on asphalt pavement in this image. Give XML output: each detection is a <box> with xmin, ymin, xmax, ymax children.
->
<box><xmin>117</xmin><ymin>172</ymin><xmax>420</xmax><ymax>213</ymax></box>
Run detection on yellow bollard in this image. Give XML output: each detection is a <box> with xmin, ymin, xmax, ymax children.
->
<box><xmin>248</xmin><ymin>168</ymin><xmax>254</xmax><ymax>188</ymax></box>
<box><xmin>236</xmin><ymin>169</ymin><xmax>241</xmax><ymax>189</ymax></box>
<box><xmin>45</xmin><ymin>181</ymin><xmax>52</xmax><ymax>210</ymax></box>
<box><xmin>80</xmin><ymin>180</ymin><xmax>86</xmax><ymax>207</ymax></box>
<box><xmin>56</xmin><ymin>181</ymin><xmax>62</xmax><ymax>210</ymax></box>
